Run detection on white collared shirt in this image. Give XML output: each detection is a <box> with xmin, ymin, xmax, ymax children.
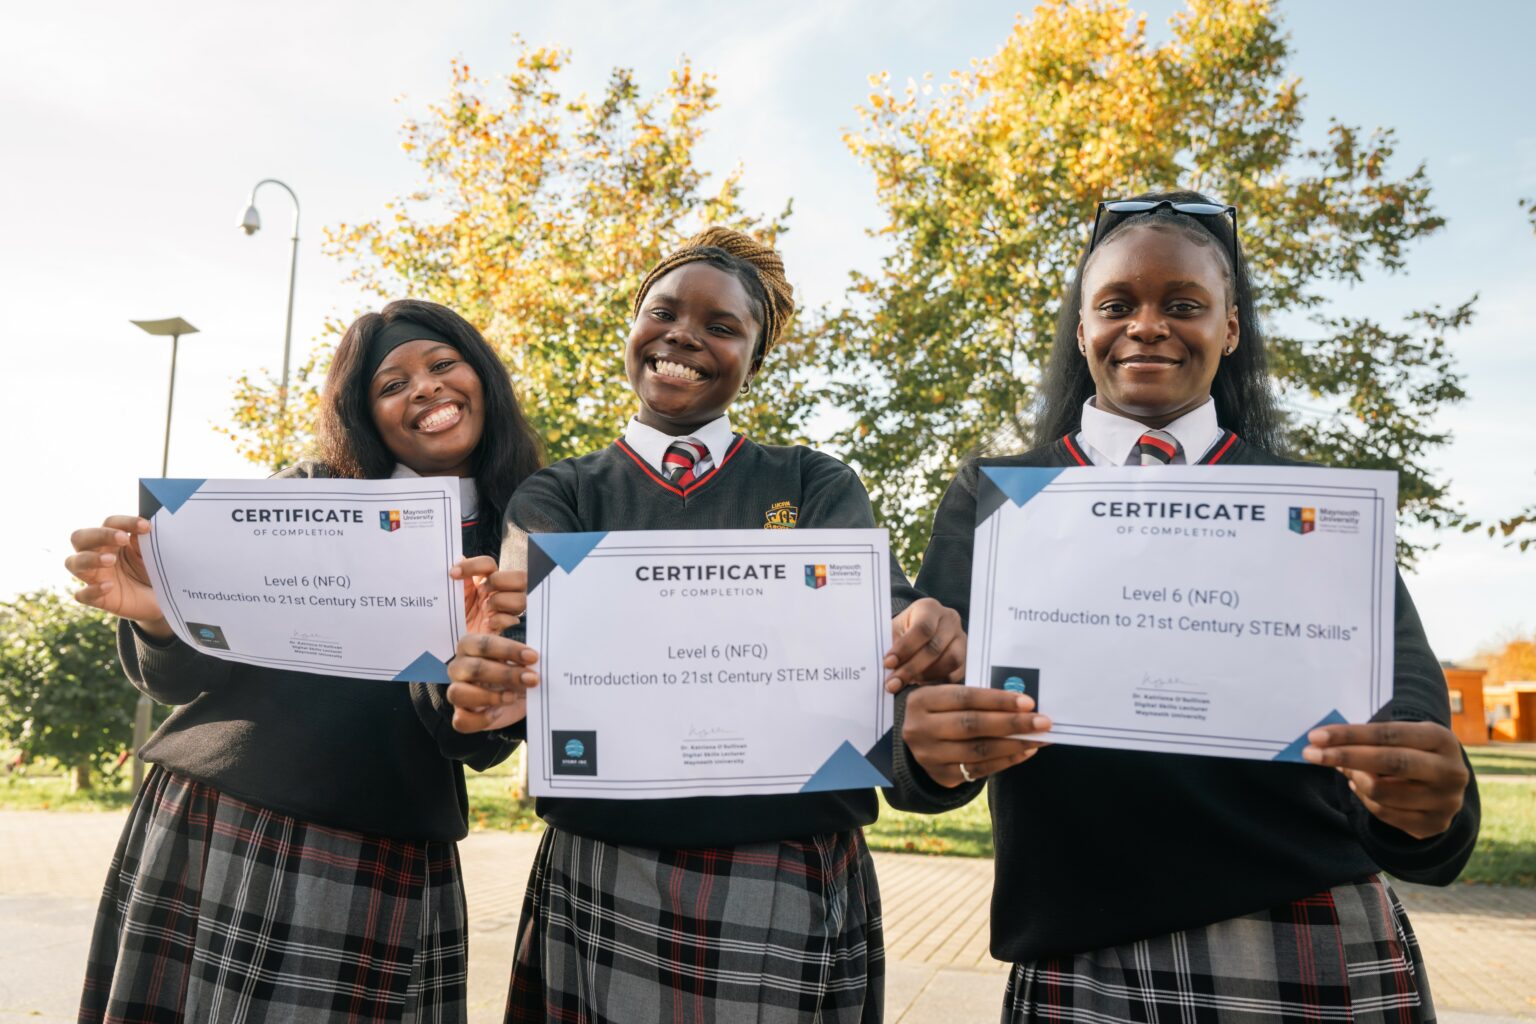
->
<box><xmin>1076</xmin><ymin>397</ymin><xmax>1222</xmax><ymax>467</ymax></box>
<box><xmin>390</xmin><ymin>464</ymin><xmax>480</xmax><ymax>522</ymax></box>
<box><xmin>623</xmin><ymin>414</ymin><xmax>735</xmax><ymax>476</ymax></box>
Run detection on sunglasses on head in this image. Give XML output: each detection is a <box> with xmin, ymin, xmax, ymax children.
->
<box><xmin>1088</xmin><ymin>199</ymin><xmax>1239</xmax><ymax>269</ymax></box>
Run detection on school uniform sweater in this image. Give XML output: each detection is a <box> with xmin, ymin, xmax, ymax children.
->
<box><xmin>507</xmin><ymin>435</ymin><xmax>921</xmax><ymax>848</ymax></box>
<box><xmin>121</xmin><ymin>460</ymin><xmax>517</xmax><ymax>842</ymax></box>
<box><xmin>890</xmin><ymin>432</ymin><xmax>1482</xmax><ymax>963</ymax></box>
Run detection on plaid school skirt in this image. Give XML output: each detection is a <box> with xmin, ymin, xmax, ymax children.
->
<box><xmin>506</xmin><ymin>826</ymin><xmax>884</xmax><ymax>1023</ymax></box>
<box><xmin>79</xmin><ymin>767</ymin><xmax>468</xmax><ymax>1024</ymax></box>
<box><xmin>1003</xmin><ymin>875</ymin><xmax>1433</xmax><ymax>1024</ymax></box>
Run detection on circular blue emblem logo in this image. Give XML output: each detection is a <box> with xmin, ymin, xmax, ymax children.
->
<box><xmin>1003</xmin><ymin>676</ymin><xmax>1026</xmax><ymax>693</ymax></box>
<box><xmin>563</xmin><ymin>738</ymin><xmax>585</xmax><ymax>758</ymax></box>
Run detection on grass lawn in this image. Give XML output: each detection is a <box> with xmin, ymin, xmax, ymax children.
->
<box><xmin>1467</xmin><ymin>744</ymin><xmax>1536</xmax><ymax>777</ymax></box>
<box><xmin>0</xmin><ymin>771</ymin><xmax>136</xmax><ymax>811</ymax></box>
<box><xmin>7</xmin><ymin>745</ymin><xmax>1533</xmax><ymax>886</ymax></box>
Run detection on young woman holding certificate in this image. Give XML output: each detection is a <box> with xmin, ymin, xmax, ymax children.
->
<box><xmin>894</xmin><ymin>192</ymin><xmax>1480</xmax><ymax>1024</ymax></box>
<box><xmin>63</xmin><ymin>299</ymin><xmax>542</xmax><ymax>1023</ymax></box>
<box><xmin>444</xmin><ymin>228</ymin><xmax>965</xmax><ymax>1022</ymax></box>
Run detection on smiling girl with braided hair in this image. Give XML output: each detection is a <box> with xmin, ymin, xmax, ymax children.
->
<box><xmin>446</xmin><ymin>227</ymin><xmax>964</xmax><ymax>1022</ymax></box>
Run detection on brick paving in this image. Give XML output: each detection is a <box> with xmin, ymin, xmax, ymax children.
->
<box><xmin>1</xmin><ymin>809</ymin><xmax>1531</xmax><ymax>1022</ymax></box>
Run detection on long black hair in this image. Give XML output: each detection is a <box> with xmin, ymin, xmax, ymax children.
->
<box><xmin>317</xmin><ymin>299</ymin><xmax>544</xmax><ymax>553</ymax></box>
<box><xmin>1033</xmin><ymin>189</ymin><xmax>1284</xmax><ymax>452</ymax></box>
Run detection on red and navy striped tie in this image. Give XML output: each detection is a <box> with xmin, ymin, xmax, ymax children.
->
<box><xmin>662</xmin><ymin>437</ymin><xmax>709</xmax><ymax>486</ymax></box>
<box><xmin>1137</xmin><ymin>429</ymin><xmax>1182</xmax><ymax>466</ymax></box>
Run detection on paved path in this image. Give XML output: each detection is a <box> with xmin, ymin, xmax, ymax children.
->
<box><xmin>1</xmin><ymin>810</ymin><xmax>1532</xmax><ymax>1022</ymax></box>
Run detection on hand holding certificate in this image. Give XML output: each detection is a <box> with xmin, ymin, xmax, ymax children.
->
<box><xmin>523</xmin><ymin>529</ymin><xmax>895</xmax><ymax>799</ymax></box>
<box><xmin>137</xmin><ymin>477</ymin><xmax>466</xmax><ymax>682</ymax></box>
<box><xmin>966</xmin><ymin>464</ymin><xmax>1397</xmax><ymax>761</ymax></box>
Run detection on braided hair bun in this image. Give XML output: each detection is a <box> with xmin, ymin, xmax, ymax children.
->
<box><xmin>632</xmin><ymin>227</ymin><xmax>795</xmax><ymax>360</ymax></box>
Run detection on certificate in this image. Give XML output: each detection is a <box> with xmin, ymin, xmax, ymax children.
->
<box><xmin>525</xmin><ymin>529</ymin><xmax>894</xmax><ymax>799</ymax></box>
<box><xmin>967</xmin><ymin>465</ymin><xmax>1397</xmax><ymax>761</ymax></box>
<box><xmin>139</xmin><ymin>477</ymin><xmax>464</xmax><ymax>682</ymax></box>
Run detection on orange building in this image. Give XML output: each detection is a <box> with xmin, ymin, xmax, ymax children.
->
<box><xmin>1485</xmin><ymin>681</ymin><xmax>1536</xmax><ymax>742</ymax></box>
<box><xmin>1443</xmin><ymin>664</ymin><xmax>1489</xmax><ymax>747</ymax></box>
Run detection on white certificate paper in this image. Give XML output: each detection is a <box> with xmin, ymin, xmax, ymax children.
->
<box><xmin>967</xmin><ymin>465</ymin><xmax>1397</xmax><ymax>761</ymax></box>
<box><xmin>139</xmin><ymin>477</ymin><xmax>465</xmax><ymax>681</ymax></box>
<box><xmin>525</xmin><ymin>529</ymin><xmax>894</xmax><ymax>799</ymax></box>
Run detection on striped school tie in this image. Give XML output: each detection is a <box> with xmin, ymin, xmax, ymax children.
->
<box><xmin>1137</xmin><ymin>429</ymin><xmax>1182</xmax><ymax>466</ymax></box>
<box><xmin>661</xmin><ymin>437</ymin><xmax>710</xmax><ymax>486</ymax></box>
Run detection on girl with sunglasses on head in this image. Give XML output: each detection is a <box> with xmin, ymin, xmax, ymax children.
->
<box><xmin>64</xmin><ymin>299</ymin><xmax>542</xmax><ymax>1023</ymax></box>
<box><xmin>891</xmin><ymin>191</ymin><xmax>1479</xmax><ymax>1024</ymax></box>
<box><xmin>445</xmin><ymin>227</ymin><xmax>965</xmax><ymax>1023</ymax></box>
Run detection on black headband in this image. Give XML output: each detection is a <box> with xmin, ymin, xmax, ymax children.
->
<box><xmin>364</xmin><ymin>319</ymin><xmax>458</xmax><ymax>381</ymax></box>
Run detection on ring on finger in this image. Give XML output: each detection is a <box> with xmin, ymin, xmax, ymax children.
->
<box><xmin>959</xmin><ymin>763</ymin><xmax>976</xmax><ymax>783</ymax></box>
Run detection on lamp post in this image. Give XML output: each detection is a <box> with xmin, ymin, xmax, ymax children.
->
<box><xmin>238</xmin><ymin>179</ymin><xmax>300</xmax><ymax>465</ymax></box>
<box><xmin>128</xmin><ymin>316</ymin><xmax>199</xmax><ymax>788</ymax></box>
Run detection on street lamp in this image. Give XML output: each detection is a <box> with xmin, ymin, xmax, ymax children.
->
<box><xmin>130</xmin><ymin>317</ymin><xmax>200</xmax><ymax>476</ymax></box>
<box><xmin>238</xmin><ymin>179</ymin><xmax>300</xmax><ymax>462</ymax></box>
<box><xmin>128</xmin><ymin>316</ymin><xmax>199</xmax><ymax>787</ymax></box>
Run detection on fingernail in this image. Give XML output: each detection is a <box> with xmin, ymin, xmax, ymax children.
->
<box><xmin>1307</xmin><ymin>729</ymin><xmax>1329</xmax><ymax>744</ymax></box>
<box><xmin>1301</xmin><ymin>745</ymin><xmax>1322</xmax><ymax>763</ymax></box>
<box><xmin>1015</xmin><ymin>696</ymin><xmax>1033</xmax><ymax>710</ymax></box>
<box><xmin>101</xmin><ymin>553</ymin><xmax>117</xmax><ymax>565</ymax></box>
<box><xmin>1033</xmin><ymin>715</ymin><xmax>1052</xmax><ymax>730</ymax></box>
<box><xmin>114</xmin><ymin>531</ymin><xmax>129</xmax><ymax>543</ymax></box>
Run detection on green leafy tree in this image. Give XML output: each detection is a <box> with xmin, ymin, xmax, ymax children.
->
<box><xmin>830</xmin><ymin>0</ymin><xmax>1468</xmax><ymax>566</ymax></box>
<box><xmin>225</xmin><ymin>43</ymin><xmax>814</xmax><ymax>469</ymax></box>
<box><xmin>0</xmin><ymin>592</ymin><xmax>145</xmax><ymax>791</ymax></box>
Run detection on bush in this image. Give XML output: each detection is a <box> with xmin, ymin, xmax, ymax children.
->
<box><xmin>0</xmin><ymin>591</ymin><xmax>142</xmax><ymax>789</ymax></box>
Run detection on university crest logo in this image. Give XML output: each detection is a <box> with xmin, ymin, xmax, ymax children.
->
<box><xmin>764</xmin><ymin>500</ymin><xmax>799</xmax><ymax>529</ymax></box>
<box><xmin>380</xmin><ymin>509</ymin><xmax>401</xmax><ymax>532</ymax></box>
<box><xmin>1288</xmin><ymin>507</ymin><xmax>1315</xmax><ymax>535</ymax></box>
<box><xmin>804</xmin><ymin>564</ymin><xmax>828</xmax><ymax>589</ymax></box>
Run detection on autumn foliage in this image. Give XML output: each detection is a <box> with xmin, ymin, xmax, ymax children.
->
<box><xmin>226</xmin><ymin>44</ymin><xmax>813</xmax><ymax>470</ymax></box>
<box><xmin>828</xmin><ymin>0</ymin><xmax>1468</xmax><ymax>565</ymax></box>
<box><xmin>226</xmin><ymin>6</ymin><xmax>1476</xmax><ymax>571</ymax></box>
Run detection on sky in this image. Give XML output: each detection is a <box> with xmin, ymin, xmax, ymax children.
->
<box><xmin>2</xmin><ymin>0</ymin><xmax>1532</xmax><ymax>661</ymax></box>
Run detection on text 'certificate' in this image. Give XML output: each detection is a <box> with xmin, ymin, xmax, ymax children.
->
<box><xmin>967</xmin><ymin>465</ymin><xmax>1397</xmax><ymax>761</ymax></box>
<box><xmin>526</xmin><ymin>529</ymin><xmax>894</xmax><ymax>799</ymax></box>
<box><xmin>139</xmin><ymin>477</ymin><xmax>464</xmax><ymax>682</ymax></box>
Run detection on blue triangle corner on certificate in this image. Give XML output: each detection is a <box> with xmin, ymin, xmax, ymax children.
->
<box><xmin>393</xmin><ymin>651</ymin><xmax>451</xmax><ymax>684</ymax></box>
<box><xmin>139</xmin><ymin>478</ymin><xmax>207</xmax><ymax>517</ymax></box>
<box><xmin>1272</xmin><ymin>709</ymin><xmax>1348</xmax><ymax>763</ymax></box>
<box><xmin>978</xmin><ymin>468</ymin><xmax>1065</xmax><ymax>513</ymax></box>
<box><xmin>529</xmin><ymin>532</ymin><xmax>608</xmax><ymax>574</ymax></box>
<box><xmin>800</xmin><ymin>740</ymin><xmax>893</xmax><ymax>793</ymax></box>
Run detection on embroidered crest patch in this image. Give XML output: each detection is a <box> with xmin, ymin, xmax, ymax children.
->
<box><xmin>764</xmin><ymin>500</ymin><xmax>798</xmax><ymax>529</ymax></box>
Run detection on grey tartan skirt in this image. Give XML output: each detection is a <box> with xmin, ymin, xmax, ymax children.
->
<box><xmin>1004</xmin><ymin>875</ymin><xmax>1433</xmax><ymax>1024</ymax></box>
<box><xmin>506</xmin><ymin>826</ymin><xmax>885</xmax><ymax>1023</ymax></box>
<box><xmin>79</xmin><ymin>767</ymin><xmax>468</xmax><ymax>1024</ymax></box>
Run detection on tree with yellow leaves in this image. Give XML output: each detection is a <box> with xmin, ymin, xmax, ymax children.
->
<box><xmin>225</xmin><ymin>43</ymin><xmax>812</xmax><ymax>469</ymax></box>
<box><xmin>829</xmin><ymin>0</ymin><xmax>1470</xmax><ymax>566</ymax></box>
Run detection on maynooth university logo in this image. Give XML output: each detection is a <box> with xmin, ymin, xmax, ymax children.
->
<box><xmin>804</xmin><ymin>564</ymin><xmax>827</xmax><ymax>589</ymax></box>
<box><xmin>379</xmin><ymin>510</ymin><xmax>401</xmax><ymax>532</ymax></box>
<box><xmin>1288</xmin><ymin>507</ymin><xmax>1316</xmax><ymax>535</ymax></box>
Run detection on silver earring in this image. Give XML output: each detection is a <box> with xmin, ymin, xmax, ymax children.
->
<box><xmin>740</xmin><ymin>379</ymin><xmax>752</xmax><ymax>395</ymax></box>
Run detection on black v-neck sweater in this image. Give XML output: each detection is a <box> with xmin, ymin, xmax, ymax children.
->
<box><xmin>891</xmin><ymin>434</ymin><xmax>1481</xmax><ymax>963</ymax></box>
<box><xmin>120</xmin><ymin>461</ymin><xmax>516</xmax><ymax>842</ymax></box>
<box><xmin>506</xmin><ymin>436</ymin><xmax>920</xmax><ymax>848</ymax></box>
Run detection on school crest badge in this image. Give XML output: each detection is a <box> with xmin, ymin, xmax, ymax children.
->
<box><xmin>764</xmin><ymin>500</ymin><xmax>798</xmax><ymax>529</ymax></box>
